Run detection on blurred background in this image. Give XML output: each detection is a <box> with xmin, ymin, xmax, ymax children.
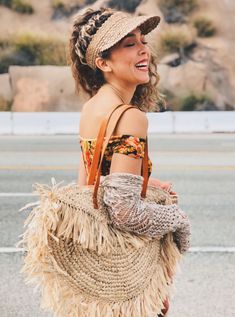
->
<box><xmin>1</xmin><ymin>0</ymin><xmax>235</xmax><ymax>112</ymax></box>
<box><xmin>1</xmin><ymin>2</ymin><xmax>235</xmax><ymax>317</ymax></box>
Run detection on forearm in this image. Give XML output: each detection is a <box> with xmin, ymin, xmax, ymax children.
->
<box><xmin>101</xmin><ymin>172</ymin><xmax>190</xmax><ymax>253</ymax></box>
<box><xmin>78</xmin><ymin>152</ymin><xmax>88</xmax><ymax>186</ymax></box>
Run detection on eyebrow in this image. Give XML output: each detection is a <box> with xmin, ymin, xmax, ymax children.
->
<box><xmin>121</xmin><ymin>32</ymin><xmax>144</xmax><ymax>40</ymax></box>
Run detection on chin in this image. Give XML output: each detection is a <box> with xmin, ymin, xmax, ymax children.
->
<box><xmin>132</xmin><ymin>68</ymin><xmax>150</xmax><ymax>84</ymax></box>
<box><xmin>137</xmin><ymin>76</ymin><xmax>150</xmax><ymax>84</ymax></box>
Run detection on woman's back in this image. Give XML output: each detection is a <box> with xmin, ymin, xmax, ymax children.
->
<box><xmin>78</xmin><ymin>99</ymin><xmax>153</xmax><ymax>179</ymax></box>
<box><xmin>79</xmin><ymin>93</ymin><xmax>147</xmax><ymax>137</ymax></box>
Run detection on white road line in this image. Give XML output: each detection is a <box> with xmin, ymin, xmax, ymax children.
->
<box><xmin>0</xmin><ymin>193</ymin><xmax>37</xmax><ymax>197</ymax></box>
<box><xmin>0</xmin><ymin>247</ymin><xmax>24</xmax><ymax>253</ymax></box>
<box><xmin>190</xmin><ymin>246</ymin><xmax>235</xmax><ymax>253</ymax></box>
<box><xmin>1</xmin><ymin>246</ymin><xmax>235</xmax><ymax>254</ymax></box>
<box><xmin>1</xmin><ymin>165</ymin><xmax>235</xmax><ymax>171</ymax></box>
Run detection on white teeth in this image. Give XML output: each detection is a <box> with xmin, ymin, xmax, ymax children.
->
<box><xmin>136</xmin><ymin>64</ymin><xmax>147</xmax><ymax>67</ymax></box>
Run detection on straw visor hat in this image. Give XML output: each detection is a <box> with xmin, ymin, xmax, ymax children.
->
<box><xmin>85</xmin><ymin>11</ymin><xmax>161</xmax><ymax>70</ymax></box>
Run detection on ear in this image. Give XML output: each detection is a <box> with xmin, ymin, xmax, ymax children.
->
<box><xmin>95</xmin><ymin>57</ymin><xmax>112</xmax><ymax>73</ymax></box>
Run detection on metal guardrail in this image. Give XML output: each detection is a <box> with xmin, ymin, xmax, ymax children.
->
<box><xmin>0</xmin><ymin>111</ymin><xmax>235</xmax><ymax>134</ymax></box>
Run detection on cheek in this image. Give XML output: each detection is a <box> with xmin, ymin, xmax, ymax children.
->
<box><xmin>112</xmin><ymin>50</ymin><xmax>136</xmax><ymax>68</ymax></box>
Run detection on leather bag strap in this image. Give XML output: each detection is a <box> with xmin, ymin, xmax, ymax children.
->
<box><xmin>87</xmin><ymin>103</ymin><xmax>124</xmax><ymax>185</ymax></box>
<box><xmin>87</xmin><ymin>104</ymin><xmax>149</xmax><ymax>209</ymax></box>
<box><xmin>141</xmin><ymin>135</ymin><xmax>149</xmax><ymax>198</ymax></box>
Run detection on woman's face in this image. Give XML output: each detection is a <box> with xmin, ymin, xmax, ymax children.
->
<box><xmin>104</xmin><ymin>27</ymin><xmax>151</xmax><ymax>86</ymax></box>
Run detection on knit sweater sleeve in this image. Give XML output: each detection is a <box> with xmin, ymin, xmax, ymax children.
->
<box><xmin>101</xmin><ymin>173</ymin><xmax>191</xmax><ymax>254</ymax></box>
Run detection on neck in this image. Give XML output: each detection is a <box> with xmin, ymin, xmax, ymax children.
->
<box><xmin>102</xmin><ymin>82</ymin><xmax>136</xmax><ymax>105</ymax></box>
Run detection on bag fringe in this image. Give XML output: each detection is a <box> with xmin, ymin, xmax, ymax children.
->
<box><xmin>18</xmin><ymin>235</ymin><xmax>180</xmax><ymax>317</ymax></box>
<box><xmin>160</xmin><ymin>233</ymin><xmax>182</xmax><ymax>278</ymax></box>
<box><xmin>17</xmin><ymin>180</ymin><xmax>152</xmax><ymax>255</ymax></box>
<box><xmin>16</xmin><ymin>178</ymin><xmax>182</xmax><ymax>317</ymax></box>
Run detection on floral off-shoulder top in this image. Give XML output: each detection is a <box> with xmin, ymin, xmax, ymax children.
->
<box><xmin>79</xmin><ymin>134</ymin><xmax>152</xmax><ymax>178</ymax></box>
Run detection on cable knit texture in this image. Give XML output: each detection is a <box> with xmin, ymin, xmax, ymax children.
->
<box><xmin>101</xmin><ymin>172</ymin><xmax>191</xmax><ymax>254</ymax></box>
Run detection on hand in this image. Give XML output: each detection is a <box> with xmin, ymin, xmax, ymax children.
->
<box><xmin>148</xmin><ymin>178</ymin><xmax>177</xmax><ymax>195</ymax></box>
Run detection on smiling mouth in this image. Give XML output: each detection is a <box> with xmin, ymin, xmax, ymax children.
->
<box><xmin>135</xmin><ymin>62</ymin><xmax>149</xmax><ymax>72</ymax></box>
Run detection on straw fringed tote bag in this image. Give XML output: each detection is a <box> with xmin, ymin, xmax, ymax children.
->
<box><xmin>17</xmin><ymin>104</ymin><xmax>181</xmax><ymax>317</ymax></box>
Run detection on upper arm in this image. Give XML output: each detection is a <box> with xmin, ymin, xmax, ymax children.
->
<box><xmin>114</xmin><ymin>108</ymin><xmax>148</xmax><ymax>137</ymax></box>
<box><xmin>110</xmin><ymin>108</ymin><xmax>148</xmax><ymax>176</ymax></box>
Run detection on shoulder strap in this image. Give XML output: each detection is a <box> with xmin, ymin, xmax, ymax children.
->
<box><xmin>87</xmin><ymin>103</ymin><xmax>124</xmax><ymax>185</ymax></box>
<box><xmin>90</xmin><ymin>104</ymin><xmax>149</xmax><ymax>209</ymax></box>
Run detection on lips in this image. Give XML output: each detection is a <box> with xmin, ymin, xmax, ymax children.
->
<box><xmin>135</xmin><ymin>59</ymin><xmax>149</xmax><ymax>71</ymax></box>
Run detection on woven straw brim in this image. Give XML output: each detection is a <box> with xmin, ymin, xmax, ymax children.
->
<box><xmin>105</xmin><ymin>14</ymin><xmax>161</xmax><ymax>46</ymax></box>
<box><xmin>86</xmin><ymin>13</ymin><xmax>161</xmax><ymax>69</ymax></box>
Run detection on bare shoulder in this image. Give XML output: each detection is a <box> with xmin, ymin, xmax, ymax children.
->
<box><xmin>114</xmin><ymin>106</ymin><xmax>148</xmax><ymax>138</ymax></box>
<box><xmin>80</xmin><ymin>100</ymin><xmax>91</xmax><ymax>116</ymax></box>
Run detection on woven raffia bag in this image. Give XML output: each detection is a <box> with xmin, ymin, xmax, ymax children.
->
<box><xmin>17</xmin><ymin>104</ymin><xmax>181</xmax><ymax>317</ymax></box>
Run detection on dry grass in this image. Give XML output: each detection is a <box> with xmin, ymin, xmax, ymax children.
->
<box><xmin>13</xmin><ymin>33</ymin><xmax>67</xmax><ymax>64</ymax></box>
<box><xmin>162</xmin><ymin>91</ymin><xmax>214</xmax><ymax>111</ymax></box>
<box><xmin>51</xmin><ymin>0</ymin><xmax>96</xmax><ymax>18</ymax></box>
<box><xmin>51</xmin><ymin>0</ymin><xmax>86</xmax><ymax>9</ymax></box>
<box><xmin>193</xmin><ymin>16</ymin><xmax>216</xmax><ymax>37</ymax></box>
<box><xmin>0</xmin><ymin>33</ymin><xmax>67</xmax><ymax>73</ymax></box>
<box><xmin>108</xmin><ymin>0</ymin><xmax>142</xmax><ymax>12</ymax></box>
<box><xmin>159</xmin><ymin>25</ymin><xmax>196</xmax><ymax>55</ymax></box>
<box><xmin>180</xmin><ymin>93</ymin><xmax>213</xmax><ymax>111</ymax></box>
<box><xmin>0</xmin><ymin>96</ymin><xmax>11</xmax><ymax>111</ymax></box>
<box><xmin>159</xmin><ymin>0</ymin><xmax>198</xmax><ymax>23</ymax></box>
<box><xmin>0</xmin><ymin>0</ymin><xmax>34</xmax><ymax>14</ymax></box>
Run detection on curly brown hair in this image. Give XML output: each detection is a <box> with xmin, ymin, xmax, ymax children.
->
<box><xmin>68</xmin><ymin>7</ymin><xmax>165</xmax><ymax>112</ymax></box>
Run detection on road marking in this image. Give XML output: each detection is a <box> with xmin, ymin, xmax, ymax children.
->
<box><xmin>0</xmin><ymin>247</ymin><xmax>24</xmax><ymax>253</ymax></box>
<box><xmin>0</xmin><ymin>165</ymin><xmax>77</xmax><ymax>170</ymax></box>
<box><xmin>0</xmin><ymin>193</ymin><xmax>37</xmax><ymax>197</ymax></box>
<box><xmin>190</xmin><ymin>246</ymin><xmax>235</xmax><ymax>253</ymax></box>
<box><xmin>152</xmin><ymin>165</ymin><xmax>235</xmax><ymax>171</ymax></box>
<box><xmin>1</xmin><ymin>150</ymin><xmax>235</xmax><ymax>154</ymax></box>
<box><xmin>1</xmin><ymin>246</ymin><xmax>235</xmax><ymax>253</ymax></box>
<box><xmin>0</xmin><ymin>165</ymin><xmax>235</xmax><ymax>171</ymax></box>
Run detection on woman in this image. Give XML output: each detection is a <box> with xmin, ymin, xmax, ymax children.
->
<box><xmin>70</xmin><ymin>7</ymin><xmax>175</xmax><ymax>194</ymax></box>
<box><xmin>69</xmin><ymin>6</ymin><xmax>190</xmax><ymax>316</ymax></box>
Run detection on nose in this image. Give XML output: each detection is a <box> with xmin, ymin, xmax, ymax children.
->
<box><xmin>137</xmin><ymin>41</ymin><xmax>149</xmax><ymax>56</ymax></box>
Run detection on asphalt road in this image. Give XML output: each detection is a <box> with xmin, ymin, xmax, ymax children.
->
<box><xmin>0</xmin><ymin>133</ymin><xmax>235</xmax><ymax>317</ymax></box>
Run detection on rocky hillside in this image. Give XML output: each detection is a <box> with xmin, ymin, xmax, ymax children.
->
<box><xmin>0</xmin><ymin>0</ymin><xmax>235</xmax><ymax>111</ymax></box>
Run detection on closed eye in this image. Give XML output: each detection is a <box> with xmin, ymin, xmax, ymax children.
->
<box><xmin>125</xmin><ymin>41</ymin><xmax>148</xmax><ymax>47</ymax></box>
<box><xmin>125</xmin><ymin>44</ymin><xmax>135</xmax><ymax>47</ymax></box>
